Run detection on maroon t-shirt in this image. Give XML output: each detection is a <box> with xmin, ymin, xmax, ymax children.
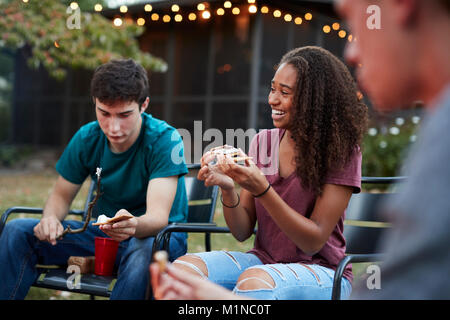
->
<box><xmin>247</xmin><ymin>129</ymin><xmax>361</xmax><ymax>282</ymax></box>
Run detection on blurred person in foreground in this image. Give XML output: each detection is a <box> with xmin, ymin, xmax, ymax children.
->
<box><xmin>151</xmin><ymin>0</ymin><xmax>450</xmax><ymax>299</ymax></box>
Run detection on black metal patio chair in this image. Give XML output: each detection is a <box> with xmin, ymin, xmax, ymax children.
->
<box><xmin>0</xmin><ymin>163</ymin><xmax>219</xmax><ymax>299</ymax></box>
<box><xmin>331</xmin><ymin>176</ymin><xmax>407</xmax><ymax>300</ymax></box>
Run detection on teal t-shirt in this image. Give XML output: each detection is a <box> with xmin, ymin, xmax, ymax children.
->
<box><xmin>56</xmin><ymin>113</ymin><xmax>188</xmax><ymax>223</ymax></box>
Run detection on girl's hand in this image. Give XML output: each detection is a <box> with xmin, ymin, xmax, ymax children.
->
<box><xmin>198</xmin><ymin>150</ymin><xmax>235</xmax><ymax>191</ymax></box>
<box><xmin>215</xmin><ymin>149</ymin><xmax>269</xmax><ymax>196</ymax></box>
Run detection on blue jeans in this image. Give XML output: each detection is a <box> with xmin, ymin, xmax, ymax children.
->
<box><xmin>188</xmin><ymin>251</ymin><xmax>352</xmax><ymax>300</ymax></box>
<box><xmin>0</xmin><ymin>218</ymin><xmax>187</xmax><ymax>300</ymax></box>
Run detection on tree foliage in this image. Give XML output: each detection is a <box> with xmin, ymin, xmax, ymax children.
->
<box><xmin>0</xmin><ymin>0</ymin><xmax>167</xmax><ymax>80</ymax></box>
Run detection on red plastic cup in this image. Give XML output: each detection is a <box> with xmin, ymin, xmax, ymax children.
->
<box><xmin>95</xmin><ymin>237</ymin><xmax>119</xmax><ymax>276</ymax></box>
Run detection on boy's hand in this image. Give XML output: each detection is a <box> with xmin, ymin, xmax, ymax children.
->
<box><xmin>33</xmin><ymin>216</ymin><xmax>64</xmax><ymax>246</ymax></box>
<box><xmin>99</xmin><ymin>209</ymin><xmax>138</xmax><ymax>242</ymax></box>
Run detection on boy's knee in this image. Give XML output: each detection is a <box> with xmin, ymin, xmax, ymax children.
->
<box><xmin>3</xmin><ymin>218</ymin><xmax>38</xmax><ymax>237</ymax></box>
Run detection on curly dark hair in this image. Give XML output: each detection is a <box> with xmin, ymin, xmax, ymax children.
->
<box><xmin>90</xmin><ymin>59</ymin><xmax>149</xmax><ymax>108</ymax></box>
<box><xmin>279</xmin><ymin>46</ymin><xmax>368</xmax><ymax>196</ymax></box>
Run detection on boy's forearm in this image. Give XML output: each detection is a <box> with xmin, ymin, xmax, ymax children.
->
<box><xmin>42</xmin><ymin>192</ymin><xmax>71</xmax><ymax>221</ymax></box>
<box><xmin>134</xmin><ymin>213</ymin><xmax>168</xmax><ymax>239</ymax></box>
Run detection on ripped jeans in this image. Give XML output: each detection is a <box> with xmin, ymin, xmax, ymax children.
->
<box><xmin>175</xmin><ymin>251</ymin><xmax>352</xmax><ymax>300</ymax></box>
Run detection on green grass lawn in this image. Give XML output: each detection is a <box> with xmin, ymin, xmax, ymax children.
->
<box><xmin>0</xmin><ymin>170</ymin><xmax>370</xmax><ymax>300</ymax></box>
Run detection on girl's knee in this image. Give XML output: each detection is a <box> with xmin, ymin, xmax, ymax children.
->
<box><xmin>173</xmin><ymin>254</ymin><xmax>208</xmax><ymax>278</ymax></box>
<box><xmin>235</xmin><ymin>267</ymin><xmax>275</xmax><ymax>291</ymax></box>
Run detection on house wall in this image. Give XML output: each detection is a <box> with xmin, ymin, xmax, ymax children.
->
<box><xmin>11</xmin><ymin>1</ymin><xmax>347</xmax><ymax>160</ymax></box>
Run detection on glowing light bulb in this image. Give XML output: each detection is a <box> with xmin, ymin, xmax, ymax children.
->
<box><xmin>94</xmin><ymin>4</ymin><xmax>102</xmax><ymax>12</ymax></box>
<box><xmin>113</xmin><ymin>18</ymin><xmax>123</xmax><ymax>26</ymax></box>
<box><xmin>202</xmin><ymin>10</ymin><xmax>211</xmax><ymax>19</ymax></box>
<box><xmin>338</xmin><ymin>30</ymin><xmax>347</xmax><ymax>38</ymax></box>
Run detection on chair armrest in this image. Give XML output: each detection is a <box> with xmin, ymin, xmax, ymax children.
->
<box><xmin>0</xmin><ymin>206</ymin><xmax>85</xmax><ymax>236</ymax></box>
<box><xmin>151</xmin><ymin>222</ymin><xmax>233</xmax><ymax>255</ymax></box>
<box><xmin>331</xmin><ymin>253</ymin><xmax>385</xmax><ymax>300</ymax></box>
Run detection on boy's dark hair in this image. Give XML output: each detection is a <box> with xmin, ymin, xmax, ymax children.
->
<box><xmin>91</xmin><ymin>59</ymin><xmax>149</xmax><ymax>108</ymax></box>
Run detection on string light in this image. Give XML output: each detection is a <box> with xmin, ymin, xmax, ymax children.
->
<box><xmin>94</xmin><ymin>4</ymin><xmax>102</xmax><ymax>12</ymax></box>
<box><xmin>113</xmin><ymin>17</ymin><xmax>123</xmax><ymax>26</ymax></box>
<box><xmin>202</xmin><ymin>10</ymin><xmax>211</xmax><ymax>19</ymax></box>
<box><xmin>105</xmin><ymin>2</ymin><xmax>351</xmax><ymax>45</ymax></box>
<box><xmin>70</xmin><ymin>2</ymin><xmax>79</xmax><ymax>10</ymax></box>
<box><xmin>22</xmin><ymin>0</ymin><xmax>29</xmax><ymax>3</ymax></box>
<box><xmin>338</xmin><ymin>30</ymin><xmax>347</xmax><ymax>38</ymax></box>
<box><xmin>249</xmin><ymin>5</ymin><xmax>257</xmax><ymax>14</ymax></box>
<box><xmin>151</xmin><ymin>13</ymin><xmax>159</xmax><ymax>21</ymax></box>
<box><xmin>284</xmin><ymin>14</ymin><xmax>292</xmax><ymax>22</ymax></box>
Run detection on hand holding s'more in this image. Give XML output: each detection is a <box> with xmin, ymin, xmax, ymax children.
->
<box><xmin>208</xmin><ymin>145</ymin><xmax>252</xmax><ymax>166</ymax></box>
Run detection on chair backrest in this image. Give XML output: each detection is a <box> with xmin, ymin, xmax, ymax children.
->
<box><xmin>185</xmin><ymin>166</ymin><xmax>219</xmax><ymax>223</ymax></box>
<box><xmin>343</xmin><ymin>176</ymin><xmax>406</xmax><ymax>254</ymax></box>
<box><xmin>344</xmin><ymin>193</ymin><xmax>393</xmax><ymax>254</ymax></box>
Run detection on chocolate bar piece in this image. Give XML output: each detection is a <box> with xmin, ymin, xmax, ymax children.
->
<box><xmin>67</xmin><ymin>256</ymin><xmax>95</xmax><ymax>274</ymax></box>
